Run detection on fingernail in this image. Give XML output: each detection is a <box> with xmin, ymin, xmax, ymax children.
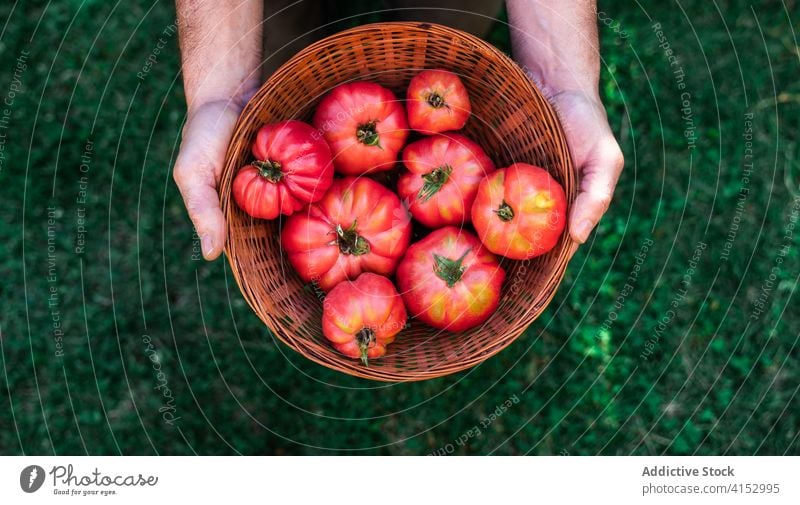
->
<box><xmin>574</xmin><ymin>219</ymin><xmax>594</xmax><ymax>243</ymax></box>
<box><xmin>201</xmin><ymin>233</ymin><xmax>215</xmax><ymax>258</ymax></box>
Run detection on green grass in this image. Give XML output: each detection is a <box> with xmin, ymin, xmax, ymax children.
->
<box><xmin>1</xmin><ymin>0</ymin><xmax>798</xmax><ymax>455</ymax></box>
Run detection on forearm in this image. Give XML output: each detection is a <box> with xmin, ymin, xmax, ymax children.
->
<box><xmin>176</xmin><ymin>0</ymin><xmax>263</xmax><ymax>113</ymax></box>
<box><xmin>506</xmin><ymin>0</ymin><xmax>599</xmax><ymax>97</ymax></box>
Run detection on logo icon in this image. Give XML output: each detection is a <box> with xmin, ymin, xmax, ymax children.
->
<box><xmin>20</xmin><ymin>465</ymin><xmax>45</xmax><ymax>493</ymax></box>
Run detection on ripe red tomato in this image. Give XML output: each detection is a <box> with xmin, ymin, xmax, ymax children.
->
<box><xmin>322</xmin><ymin>273</ymin><xmax>407</xmax><ymax>365</ymax></box>
<box><xmin>281</xmin><ymin>177</ymin><xmax>412</xmax><ymax>291</ymax></box>
<box><xmin>396</xmin><ymin>227</ymin><xmax>505</xmax><ymax>332</ymax></box>
<box><xmin>232</xmin><ymin>120</ymin><xmax>333</xmax><ymax>219</ymax></box>
<box><xmin>471</xmin><ymin>163</ymin><xmax>567</xmax><ymax>260</ymax></box>
<box><xmin>406</xmin><ymin>69</ymin><xmax>471</xmax><ymax>134</ymax></box>
<box><xmin>312</xmin><ymin>81</ymin><xmax>409</xmax><ymax>175</ymax></box>
<box><xmin>397</xmin><ymin>133</ymin><xmax>495</xmax><ymax>228</ymax></box>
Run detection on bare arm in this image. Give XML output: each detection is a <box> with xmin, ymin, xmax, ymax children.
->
<box><xmin>173</xmin><ymin>0</ymin><xmax>263</xmax><ymax>260</ymax></box>
<box><xmin>507</xmin><ymin>0</ymin><xmax>624</xmax><ymax>245</ymax></box>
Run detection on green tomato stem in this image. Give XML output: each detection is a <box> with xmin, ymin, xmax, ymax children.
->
<box><xmin>494</xmin><ymin>200</ymin><xmax>515</xmax><ymax>222</ymax></box>
<box><xmin>356</xmin><ymin>327</ymin><xmax>376</xmax><ymax>366</ymax></box>
<box><xmin>417</xmin><ymin>164</ymin><xmax>452</xmax><ymax>203</ymax></box>
<box><xmin>335</xmin><ymin>221</ymin><xmax>370</xmax><ymax>256</ymax></box>
<box><xmin>252</xmin><ymin>159</ymin><xmax>283</xmax><ymax>183</ymax></box>
<box><xmin>433</xmin><ymin>248</ymin><xmax>471</xmax><ymax>288</ymax></box>
<box><xmin>356</xmin><ymin>121</ymin><xmax>381</xmax><ymax>147</ymax></box>
<box><xmin>426</xmin><ymin>92</ymin><xmax>446</xmax><ymax>109</ymax></box>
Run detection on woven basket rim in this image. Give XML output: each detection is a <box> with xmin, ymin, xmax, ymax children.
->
<box><xmin>220</xmin><ymin>21</ymin><xmax>576</xmax><ymax>382</ymax></box>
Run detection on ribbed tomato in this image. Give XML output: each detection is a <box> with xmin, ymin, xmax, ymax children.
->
<box><xmin>471</xmin><ymin>163</ymin><xmax>567</xmax><ymax>260</ymax></box>
<box><xmin>232</xmin><ymin>120</ymin><xmax>333</xmax><ymax>219</ymax></box>
<box><xmin>312</xmin><ymin>81</ymin><xmax>408</xmax><ymax>175</ymax></box>
<box><xmin>397</xmin><ymin>133</ymin><xmax>494</xmax><ymax>228</ymax></box>
<box><xmin>281</xmin><ymin>177</ymin><xmax>412</xmax><ymax>291</ymax></box>
<box><xmin>396</xmin><ymin>227</ymin><xmax>505</xmax><ymax>332</ymax></box>
<box><xmin>322</xmin><ymin>273</ymin><xmax>407</xmax><ymax>365</ymax></box>
<box><xmin>406</xmin><ymin>69</ymin><xmax>471</xmax><ymax>134</ymax></box>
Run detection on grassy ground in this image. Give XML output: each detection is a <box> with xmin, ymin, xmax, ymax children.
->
<box><xmin>1</xmin><ymin>0</ymin><xmax>798</xmax><ymax>455</ymax></box>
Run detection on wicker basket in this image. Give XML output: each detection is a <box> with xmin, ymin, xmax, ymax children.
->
<box><xmin>220</xmin><ymin>22</ymin><xmax>576</xmax><ymax>382</ymax></box>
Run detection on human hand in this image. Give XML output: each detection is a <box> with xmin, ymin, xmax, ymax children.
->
<box><xmin>548</xmin><ymin>89</ymin><xmax>624</xmax><ymax>246</ymax></box>
<box><xmin>506</xmin><ymin>0</ymin><xmax>624</xmax><ymax>250</ymax></box>
<box><xmin>173</xmin><ymin>98</ymin><xmax>248</xmax><ymax>260</ymax></box>
<box><xmin>173</xmin><ymin>0</ymin><xmax>263</xmax><ymax>260</ymax></box>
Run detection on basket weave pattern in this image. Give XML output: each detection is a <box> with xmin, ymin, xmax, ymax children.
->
<box><xmin>220</xmin><ymin>22</ymin><xmax>576</xmax><ymax>381</ymax></box>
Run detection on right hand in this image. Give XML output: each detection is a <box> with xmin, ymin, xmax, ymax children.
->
<box><xmin>172</xmin><ymin>99</ymin><xmax>246</xmax><ymax>260</ymax></box>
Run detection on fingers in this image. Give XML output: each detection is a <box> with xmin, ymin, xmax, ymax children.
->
<box><xmin>545</xmin><ymin>91</ymin><xmax>624</xmax><ymax>246</ymax></box>
<box><xmin>569</xmin><ymin>136</ymin><xmax>624</xmax><ymax>244</ymax></box>
<box><xmin>174</xmin><ymin>162</ymin><xmax>226</xmax><ymax>260</ymax></box>
<box><xmin>173</xmin><ymin>101</ymin><xmax>241</xmax><ymax>260</ymax></box>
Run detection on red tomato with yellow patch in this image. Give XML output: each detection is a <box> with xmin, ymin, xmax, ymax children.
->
<box><xmin>281</xmin><ymin>177</ymin><xmax>412</xmax><ymax>291</ymax></box>
<box><xmin>232</xmin><ymin>120</ymin><xmax>333</xmax><ymax>219</ymax></box>
<box><xmin>322</xmin><ymin>273</ymin><xmax>407</xmax><ymax>365</ymax></box>
<box><xmin>406</xmin><ymin>69</ymin><xmax>471</xmax><ymax>134</ymax></box>
<box><xmin>471</xmin><ymin>163</ymin><xmax>567</xmax><ymax>260</ymax></box>
<box><xmin>312</xmin><ymin>81</ymin><xmax>408</xmax><ymax>175</ymax></box>
<box><xmin>396</xmin><ymin>227</ymin><xmax>505</xmax><ymax>332</ymax></box>
<box><xmin>397</xmin><ymin>133</ymin><xmax>494</xmax><ymax>228</ymax></box>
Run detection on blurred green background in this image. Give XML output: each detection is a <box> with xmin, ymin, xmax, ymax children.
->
<box><xmin>1</xmin><ymin>0</ymin><xmax>799</xmax><ymax>455</ymax></box>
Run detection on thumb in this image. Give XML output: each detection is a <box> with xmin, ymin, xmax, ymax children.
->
<box><xmin>173</xmin><ymin>101</ymin><xmax>240</xmax><ymax>260</ymax></box>
<box><xmin>569</xmin><ymin>136</ymin><xmax>625</xmax><ymax>244</ymax></box>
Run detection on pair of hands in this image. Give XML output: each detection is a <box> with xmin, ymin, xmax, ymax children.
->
<box><xmin>173</xmin><ymin>79</ymin><xmax>623</xmax><ymax>261</ymax></box>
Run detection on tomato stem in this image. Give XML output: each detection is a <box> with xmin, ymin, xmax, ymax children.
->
<box><xmin>335</xmin><ymin>221</ymin><xmax>370</xmax><ymax>256</ymax></box>
<box><xmin>433</xmin><ymin>248</ymin><xmax>471</xmax><ymax>288</ymax></box>
<box><xmin>252</xmin><ymin>159</ymin><xmax>283</xmax><ymax>183</ymax></box>
<box><xmin>356</xmin><ymin>121</ymin><xmax>381</xmax><ymax>147</ymax></box>
<box><xmin>494</xmin><ymin>200</ymin><xmax>515</xmax><ymax>222</ymax></box>
<box><xmin>417</xmin><ymin>164</ymin><xmax>452</xmax><ymax>203</ymax></box>
<box><xmin>426</xmin><ymin>92</ymin><xmax>446</xmax><ymax>109</ymax></box>
<box><xmin>356</xmin><ymin>328</ymin><xmax>376</xmax><ymax>366</ymax></box>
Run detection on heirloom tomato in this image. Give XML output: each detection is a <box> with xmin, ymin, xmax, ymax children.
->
<box><xmin>471</xmin><ymin>163</ymin><xmax>567</xmax><ymax>260</ymax></box>
<box><xmin>396</xmin><ymin>227</ymin><xmax>505</xmax><ymax>332</ymax></box>
<box><xmin>312</xmin><ymin>81</ymin><xmax>408</xmax><ymax>175</ymax></box>
<box><xmin>322</xmin><ymin>273</ymin><xmax>407</xmax><ymax>365</ymax></box>
<box><xmin>281</xmin><ymin>177</ymin><xmax>412</xmax><ymax>291</ymax></box>
<box><xmin>406</xmin><ymin>69</ymin><xmax>471</xmax><ymax>134</ymax></box>
<box><xmin>397</xmin><ymin>133</ymin><xmax>494</xmax><ymax>228</ymax></box>
<box><xmin>232</xmin><ymin>120</ymin><xmax>333</xmax><ymax>219</ymax></box>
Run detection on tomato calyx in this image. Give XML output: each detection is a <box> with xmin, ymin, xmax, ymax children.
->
<box><xmin>251</xmin><ymin>159</ymin><xmax>284</xmax><ymax>183</ymax></box>
<box><xmin>356</xmin><ymin>121</ymin><xmax>381</xmax><ymax>147</ymax></box>
<box><xmin>494</xmin><ymin>200</ymin><xmax>515</xmax><ymax>222</ymax></box>
<box><xmin>432</xmin><ymin>248</ymin><xmax>471</xmax><ymax>288</ymax></box>
<box><xmin>417</xmin><ymin>164</ymin><xmax>452</xmax><ymax>203</ymax></box>
<box><xmin>334</xmin><ymin>221</ymin><xmax>371</xmax><ymax>256</ymax></box>
<box><xmin>355</xmin><ymin>327</ymin><xmax>376</xmax><ymax>366</ymax></box>
<box><xmin>426</xmin><ymin>91</ymin><xmax>447</xmax><ymax>109</ymax></box>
